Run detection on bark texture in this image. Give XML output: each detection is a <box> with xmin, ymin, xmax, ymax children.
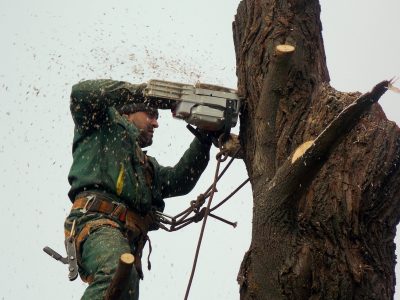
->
<box><xmin>233</xmin><ymin>1</ymin><xmax>400</xmax><ymax>299</ymax></box>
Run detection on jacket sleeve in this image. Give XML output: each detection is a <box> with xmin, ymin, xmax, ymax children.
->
<box><xmin>158</xmin><ymin>138</ymin><xmax>211</xmax><ymax>198</ymax></box>
<box><xmin>70</xmin><ymin>79</ymin><xmax>145</xmax><ymax>132</ymax></box>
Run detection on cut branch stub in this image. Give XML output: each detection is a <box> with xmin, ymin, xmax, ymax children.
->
<box><xmin>105</xmin><ymin>253</ymin><xmax>135</xmax><ymax>300</ymax></box>
<box><xmin>276</xmin><ymin>44</ymin><xmax>295</xmax><ymax>55</ymax></box>
<box><xmin>291</xmin><ymin>140</ymin><xmax>314</xmax><ymax>163</ymax></box>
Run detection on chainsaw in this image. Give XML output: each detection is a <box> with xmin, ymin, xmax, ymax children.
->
<box><xmin>143</xmin><ymin>79</ymin><xmax>241</xmax><ymax>136</ymax></box>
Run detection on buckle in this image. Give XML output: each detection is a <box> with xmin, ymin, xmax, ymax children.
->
<box><xmin>80</xmin><ymin>195</ymin><xmax>95</xmax><ymax>214</ymax></box>
<box><xmin>110</xmin><ymin>201</ymin><xmax>127</xmax><ymax>221</ymax></box>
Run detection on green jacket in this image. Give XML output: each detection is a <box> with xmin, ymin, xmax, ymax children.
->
<box><xmin>68</xmin><ymin>79</ymin><xmax>211</xmax><ymax>214</ymax></box>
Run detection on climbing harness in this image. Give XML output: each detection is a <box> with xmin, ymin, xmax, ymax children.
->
<box><xmin>156</xmin><ymin>139</ymin><xmax>250</xmax><ymax>300</ymax></box>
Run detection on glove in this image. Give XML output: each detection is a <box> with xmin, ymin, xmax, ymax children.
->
<box><xmin>186</xmin><ymin>125</ymin><xmax>228</xmax><ymax>147</ymax></box>
<box><xmin>219</xmin><ymin>133</ymin><xmax>243</xmax><ymax>158</ymax></box>
<box><xmin>186</xmin><ymin>125</ymin><xmax>214</xmax><ymax>146</ymax></box>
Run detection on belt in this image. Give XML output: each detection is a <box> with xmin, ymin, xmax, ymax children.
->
<box><xmin>72</xmin><ymin>194</ymin><xmax>155</xmax><ymax>235</ymax></box>
<box><xmin>71</xmin><ymin>193</ymin><xmax>155</xmax><ymax>280</ymax></box>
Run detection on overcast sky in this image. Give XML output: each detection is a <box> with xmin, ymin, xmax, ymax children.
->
<box><xmin>1</xmin><ymin>0</ymin><xmax>400</xmax><ymax>299</ymax></box>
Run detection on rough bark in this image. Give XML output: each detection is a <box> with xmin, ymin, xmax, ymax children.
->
<box><xmin>233</xmin><ymin>0</ymin><xmax>400</xmax><ymax>299</ymax></box>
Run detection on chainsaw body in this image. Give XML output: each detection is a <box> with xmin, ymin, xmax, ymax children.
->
<box><xmin>143</xmin><ymin>79</ymin><xmax>240</xmax><ymax>131</ymax></box>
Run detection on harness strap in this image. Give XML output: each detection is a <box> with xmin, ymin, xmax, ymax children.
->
<box><xmin>64</xmin><ymin>218</ymin><xmax>120</xmax><ymax>283</ymax></box>
<box><xmin>72</xmin><ymin>196</ymin><xmax>155</xmax><ymax>235</ymax></box>
<box><xmin>69</xmin><ymin>195</ymin><xmax>157</xmax><ymax>280</ymax></box>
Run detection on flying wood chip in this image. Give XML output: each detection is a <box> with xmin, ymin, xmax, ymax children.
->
<box><xmin>388</xmin><ymin>81</ymin><xmax>400</xmax><ymax>93</ymax></box>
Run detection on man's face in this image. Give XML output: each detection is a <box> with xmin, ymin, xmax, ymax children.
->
<box><xmin>125</xmin><ymin>111</ymin><xmax>159</xmax><ymax>147</ymax></box>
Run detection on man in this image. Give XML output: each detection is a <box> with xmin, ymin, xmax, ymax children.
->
<box><xmin>64</xmin><ymin>79</ymin><xmax>211</xmax><ymax>299</ymax></box>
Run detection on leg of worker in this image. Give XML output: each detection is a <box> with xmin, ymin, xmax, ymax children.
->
<box><xmin>80</xmin><ymin>226</ymin><xmax>139</xmax><ymax>300</ymax></box>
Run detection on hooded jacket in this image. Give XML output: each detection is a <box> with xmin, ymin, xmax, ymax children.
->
<box><xmin>68</xmin><ymin>79</ymin><xmax>211</xmax><ymax>214</ymax></box>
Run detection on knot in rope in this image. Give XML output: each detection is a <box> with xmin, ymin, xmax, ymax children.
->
<box><xmin>190</xmin><ymin>194</ymin><xmax>206</xmax><ymax>212</ymax></box>
<box><xmin>193</xmin><ymin>208</ymin><xmax>206</xmax><ymax>223</ymax></box>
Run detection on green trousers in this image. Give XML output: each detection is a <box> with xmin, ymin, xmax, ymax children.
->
<box><xmin>80</xmin><ymin>226</ymin><xmax>140</xmax><ymax>300</ymax></box>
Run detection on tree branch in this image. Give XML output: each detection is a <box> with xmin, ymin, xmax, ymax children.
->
<box><xmin>254</xmin><ymin>44</ymin><xmax>295</xmax><ymax>178</ymax></box>
<box><xmin>260</xmin><ymin>80</ymin><xmax>390</xmax><ymax>222</ymax></box>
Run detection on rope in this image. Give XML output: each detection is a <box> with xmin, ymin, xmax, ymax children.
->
<box><xmin>210</xmin><ymin>177</ymin><xmax>250</xmax><ymax>213</ymax></box>
<box><xmin>155</xmin><ymin>145</ymin><xmax>250</xmax><ymax>299</ymax></box>
<box><xmin>156</xmin><ymin>147</ymin><xmax>246</xmax><ymax>232</ymax></box>
<box><xmin>183</xmin><ymin>151</ymin><xmax>223</xmax><ymax>300</ymax></box>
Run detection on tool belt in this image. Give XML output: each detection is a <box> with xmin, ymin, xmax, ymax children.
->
<box><xmin>70</xmin><ymin>192</ymin><xmax>157</xmax><ymax>280</ymax></box>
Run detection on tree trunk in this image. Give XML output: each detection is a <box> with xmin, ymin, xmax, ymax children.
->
<box><xmin>233</xmin><ymin>0</ymin><xmax>400</xmax><ymax>299</ymax></box>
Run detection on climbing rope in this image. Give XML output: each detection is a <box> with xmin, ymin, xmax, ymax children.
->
<box><xmin>156</xmin><ymin>142</ymin><xmax>250</xmax><ymax>299</ymax></box>
<box><xmin>156</xmin><ymin>148</ymin><xmax>248</xmax><ymax>231</ymax></box>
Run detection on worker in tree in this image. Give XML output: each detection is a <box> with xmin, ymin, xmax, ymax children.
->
<box><xmin>63</xmin><ymin>79</ymin><xmax>212</xmax><ymax>299</ymax></box>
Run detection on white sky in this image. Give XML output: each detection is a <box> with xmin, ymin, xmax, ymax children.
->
<box><xmin>1</xmin><ymin>0</ymin><xmax>399</xmax><ymax>299</ymax></box>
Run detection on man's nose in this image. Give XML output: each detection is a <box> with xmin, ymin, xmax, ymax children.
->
<box><xmin>151</xmin><ymin>117</ymin><xmax>159</xmax><ymax>128</ymax></box>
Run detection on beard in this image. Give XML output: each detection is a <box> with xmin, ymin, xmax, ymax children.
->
<box><xmin>137</xmin><ymin>127</ymin><xmax>154</xmax><ymax>148</ymax></box>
